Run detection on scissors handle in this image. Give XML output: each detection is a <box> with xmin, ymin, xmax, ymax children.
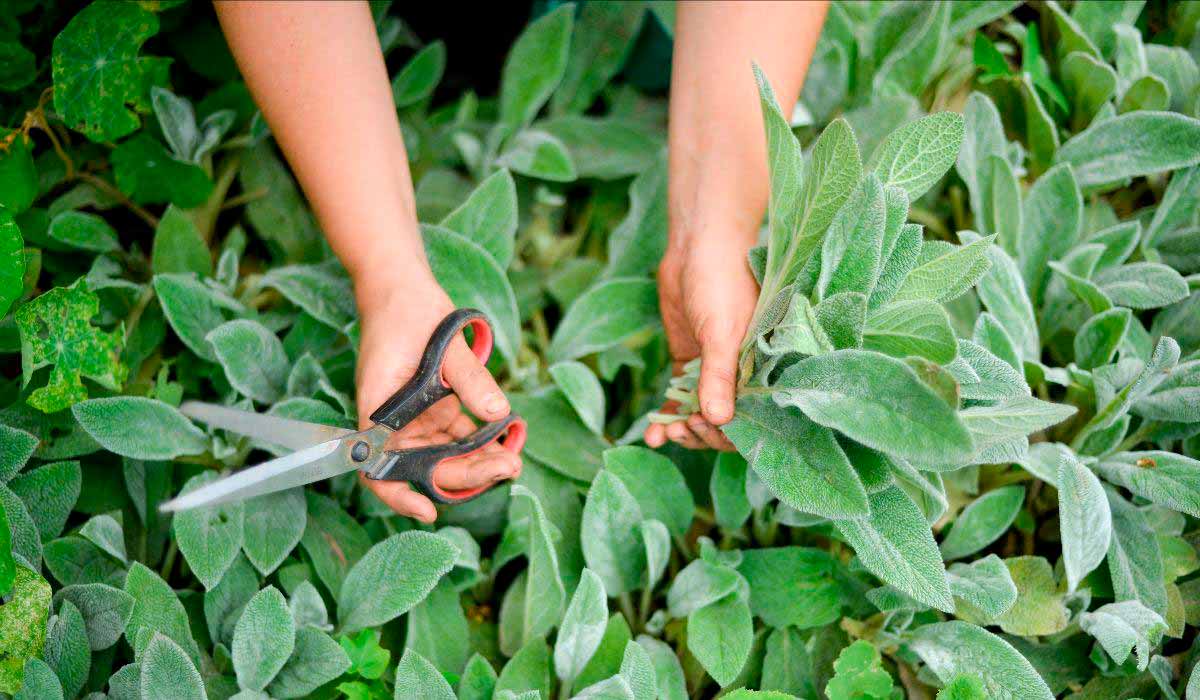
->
<box><xmin>364</xmin><ymin>413</ymin><xmax>527</xmax><ymax>503</ymax></box>
<box><xmin>369</xmin><ymin>308</ymin><xmax>495</xmax><ymax>430</ymax></box>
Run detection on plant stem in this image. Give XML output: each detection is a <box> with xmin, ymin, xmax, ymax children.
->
<box><xmin>618</xmin><ymin>592</ymin><xmax>637</xmax><ymax>630</ymax></box>
<box><xmin>160</xmin><ymin>540</ymin><xmax>178</xmax><ymax>581</ymax></box>
<box><xmin>78</xmin><ymin>172</ymin><xmax>159</xmax><ymax>228</ymax></box>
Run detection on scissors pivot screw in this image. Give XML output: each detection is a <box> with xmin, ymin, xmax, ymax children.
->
<box><xmin>351</xmin><ymin>441</ymin><xmax>370</xmax><ymax>462</ymax></box>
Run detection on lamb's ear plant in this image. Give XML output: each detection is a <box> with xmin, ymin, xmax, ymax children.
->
<box><xmin>3</xmin><ymin>0</ymin><xmax>1200</xmax><ymax>698</ymax></box>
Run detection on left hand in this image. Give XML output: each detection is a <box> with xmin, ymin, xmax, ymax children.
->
<box><xmin>644</xmin><ymin>230</ymin><xmax>759</xmax><ymax>451</ymax></box>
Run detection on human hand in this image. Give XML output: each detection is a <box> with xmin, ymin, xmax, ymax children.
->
<box><xmin>353</xmin><ymin>268</ymin><xmax>521</xmax><ymax>522</ymax></box>
<box><xmin>643</xmin><ymin>228</ymin><xmax>759</xmax><ymax>451</ymax></box>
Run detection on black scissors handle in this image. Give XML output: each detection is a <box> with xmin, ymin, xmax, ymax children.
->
<box><xmin>365</xmin><ymin>309</ymin><xmax>526</xmax><ymax>504</ymax></box>
<box><xmin>364</xmin><ymin>413</ymin><xmax>527</xmax><ymax>504</ymax></box>
<box><xmin>369</xmin><ymin>308</ymin><xmax>496</xmax><ymax>429</ymax></box>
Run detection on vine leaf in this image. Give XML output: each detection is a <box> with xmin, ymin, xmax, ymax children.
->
<box><xmin>51</xmin><ymin>2</ymin><xmax>169</xmax><ymax>142</ymax></box>
<box><xmin>16</xmin><ymin>281</ymin><xmax>127</xmax><ymax>414</ymax></box>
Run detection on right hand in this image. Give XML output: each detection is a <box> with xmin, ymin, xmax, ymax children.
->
<box><xmin>352</xmin><ymin>268</ymin><xmax>521</xmax><ymax>523</ymax></box>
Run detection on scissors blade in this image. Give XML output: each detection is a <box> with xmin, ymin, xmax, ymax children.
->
<box><xmin>180</xmin><ymin>400</ymin><xmax>353</xmax><ymax>451</ymax></box>
<box><xmin>159</xmin><ymin>438</ymin><xmax>360</xmax><ymax>513</ymax></box>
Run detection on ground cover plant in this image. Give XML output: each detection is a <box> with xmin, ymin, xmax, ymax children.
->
<box><xmin>1</xmin><ymin>0</ymin><xmax>1199</xmax><ymax>698</ymax></box>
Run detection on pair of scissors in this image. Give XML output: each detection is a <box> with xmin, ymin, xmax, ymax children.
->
<box><xmin>160</xmin><ymin>309</ymin><xmax>526</xmax><ymax>513</ymax></box>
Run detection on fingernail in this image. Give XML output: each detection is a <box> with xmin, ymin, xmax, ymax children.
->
<box><xmin>486</xmin><ymin>392</ymin><xmax>509</xmax><ymax>415</ymax></box>
<box><xmin>706</xmin><ymin>399</ymin><xmax>733</xmax><ymax>422</ymax></box>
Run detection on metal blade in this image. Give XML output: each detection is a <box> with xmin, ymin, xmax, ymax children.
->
<box><xmin>180</xmin><ymin>400</ymin><xmax>353</xmax><ymax>451</ymax></box>
<box><xmin>159</xmin><ymin>439</ymin><xmax>359</xmax><ymax>513</ymax></box>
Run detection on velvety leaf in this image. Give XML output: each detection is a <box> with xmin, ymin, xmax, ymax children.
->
<box><xmin>138</xmin><ymin>634</ymin><xmax>205</xmax><ymax>700</ymax></box>
<box><xmin>207</xmin><ymin>319</ymin><xmax>289</xmax><ymax>404</ymax></box>
<box><xmin>232</xmin><ymin>586</ymin><xmax>295</xmax><ymax>691</ymax></box>
<box><xmin>336</xmin><ymin>531</ymin><xmax>457</xmax><ymax>632</ymax></box>
<box><xmin>722</xmin><ymin>396</ymin><xmax>869</xmax><ymax>520</ymax></box>
<box><xmin>996</xmin><ymin>556</ymin><xmax>1068</xmax><ymax>636</ymax></box>
<box><xmin>123</xmin><ymin>562</ymin><xmax>199</xmax><ymax>663</ymax></box>
<box><xmin>13</xmin><ymin>658</ymin><xmax>62</xmax><ymax>700</ymax></box>
<box><xmin>1107</xmin><ymin>487</ymin><xmax>1168</xmax><ymax>616</ymax></box>
<box><xmin>1094</xmin><ymin>262</ymin><xmax>1189</xmax><ymax>309</ymax></box>
<box><xmin>555</xmin><ymin>568</ymin><xmax>608</xmax><ymax>684</ymax></box>
<box><xmin>772</xmin><ymin>350</ymin><xmax>974</xmax><ymax>464</ymax></box>
<box><xmin>47</xmin><ymin>210</ymin><xmax>119</xmax><ymax>253</ymax></box>
<box><xmin>55</xmin><ymin>583</ymin><xmax>134</xmax><ymax>651</ymax></box>
<box><xmin>238</xmin><ymin>142</ymin><xmax>321</xmax><ymax>262</ymax></box>
<box><xmin>736</xmin><ymin>547</ymin><xmax>841</xmax><ymax>629</ymax></box>
<box><xmin>260</xmin><ymin>262</ymin><xmax>356</xmax><ymax>330</ymax></box>
<box><xmin>603</xmin><ymin>153</ymin><xmax>668</xmax><ymax>279</ymax></box>
<box><xmin>151</xmin><ymin>206</ymin><xmax>210</xmax><ymax>276</ymax></box>
<box><xmin>548</xmin><ymin>277</ymin><xmax>659</xmax><ymax>362</ymax></box>
<box><xmin>499</xmin><ymin>5</ymin><xmax>573</xmax><ymax>128</ymax></box>
<box><xmin>495</xmin><ymin>129</ymin><xmax>577</xmax><ymax>182</ymax></box>
<box><xmin>457</xmin><ymin>654</ymin><xmax>498</xmax><ymax>700</ymax></box>
<box><xmin>550</xmin><ymin>1</ymin><xmax>644</xmax><ymax>114</ymax></box>
<box><xmin>550</xmin><ymin>361</ymin><xmax>606</xmax><ymax>436</ymax></box>
<box><xmin>440</xmin><ymin>169</ymin><xmax>518</xmax><ymax>268</ymax></box>
<box><xmin>939</xmin><ymin>485</ymin><xmax>1024</xmax><ymax>560</ymax></box>
<box><xmin>826</xmin><ymin>640</ymin><xmax>894</xmax><ymax>699</ymax></box>
<box><xmin>907</xmin><ymin>621</ymin><xmax>1053</xmax><ymax>699</ymax></box>
<box><xmin>391</xmin><ymin>41</ymin><xmax>445</xmax><ymax>108</ymax></box>
<box><xmin>862</xmin><ymin>300</ymin><xmax>957</xmax><ymax>364</ymax></box>
<box><xmin>711</xmin><ymin>453</ymin><xmax>752</xmax><ymax>531</ymax></box>
<box><xmin>581</xmin><ymin>471</ymin><xmax>645</xmax><ymax>595</ymax></box>
<box><xmin>73</xmin><ymin>397</ymin><xmax>206</xmax><ymax>460</ymax></box>
<box><xmin>1096</xmin><ymin>452</ymin><xmax>1200</xmax><ymax>518</ymax></box>
<box><xmin>1075</xmin><ymin>307</ymin><xmax>1131</xmax><ymax>370</ymax></box>
<box><xmin>892</xmin><ymin>235</ymin><xmax>993</xmax><ymax>304</ymax></box>
<box><xmin>1058</xmin><ymin>452</ymin><xmax>1112</xmax><ymax>593</ymax></box>
<box><xmin>268</xmin><ymin>627</ymin><xmax>349</xmax><ymax>699</ymax></box>
<box><xmin>539</xmin><ymin>116</ymin><xmax>659</xmax><ymax>180</ymax></box>
<box><xmin>424</xmin><ymin>224</ymin><xmax>521</xmax><ymax>365</ymax></box>
<box><xmin>173</xmin><ymin>471</ymin><xmax>244</xmax><ymax>590</ymax></box>
<box><xmin>299</xmin><ymin>492</ymin><xmax>371</xmax><ymax>599</ymax></box>
<box><xmin>964</xmin><ymin>234</ymin><xmax>1039</xmax><ymax>361</ymax></box>
<box><xmin>1057</xmin><ymin>112</ymin><xmax>1200</xmax><ymax>189</ymax></box>
<box><xmin>666</xmin><ymin>559</ymin><xmax>742</xmax><ymax>619</ymax></box>
<box><xmin>241</xmin><ymin>488</ymin><xmax>305</xmax><ymax>576</ymax></box>
<box><xmin>947</xmin><ymin>554</ymin><xmax>1018</xmax><ymax>619</ymax></box>
<box><xmin>1079</xmin><ymin>600</ymin><xmax>1166</xmax><ymax>672</ymax></box>
<box><xmin>1019</xmin><ymin>164</ymin><xmax>1082</xmax><ymax>304</ymax></box>
<box><xmin>836</xmin><ymin>486</ymin><xmax>953</xmax><ymax>613</ymax></box>
<box><xmin>687</xmin><ymin>595</ymin><xmax>753</xmax><ymax>688</ymax></box>
<box><xmin>8</xmin><ymin>460</ymin><xmax>80</xmax><ymax>541</ymax></box>
<box><xmin>393</xmin><ymin>649</ymin><xmax>455</xmax><ymax>700</ymax></box>
<box><xmin>871</xmin><ymin>112</ymin><xmax>964</xmax><ymax>200</ymax></box>
<box><xmin>603</xmin><ymin>447</ymin><xmax>693</xmax><ymax>538</ymax></box>
<box><xmin>817</xmin><ymin>174</ymin><xmax>887</xmax><ymax>300</ymax></box>
<box><xmin>43</xmin><ymin>599</ymin><xmax>90</xmax><ymax>698</ymax></box>
<box><xmin>510</xmin><ymin>485</ymin><xmax>566</xmax><ymax>648</ymax></box>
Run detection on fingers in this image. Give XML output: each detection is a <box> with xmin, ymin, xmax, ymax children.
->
<box><xmin>644</xmin><ymin>422</ymin><xmax>667</xmax><ymax>448</ymax></box>
<box><xmin>666</xmin><ymin>420</ymin><xmax>706</xmax><ymax>450</ymax></box>
<box><xmin>434</xmin><ymin>444</ymin><xmax>521</xmax><ymax>490</ymax></box>
<box><xmin>363</xmin><ymin>478</ymin><xmax>437</xmax><ymax>523</ymax></box>
<box><xmin>696</xmin><ymin>323</ymin><xmax>740</xmax><ymax>426</ymax></box>
<box><xmin>441</xmin><ymin>337</ymin><xmax>510</xmax><ymax>422</ymax></box>
<box><xmin>688</xmin><ymin>414</ymin><xmax>736</xmax><ymax>451</ymax></box>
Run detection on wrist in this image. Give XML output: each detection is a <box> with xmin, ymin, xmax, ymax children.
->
<box><xmin>348</xmin><ymin>241</ymin><xmax>445</xmax><ymax>317</ymax></box>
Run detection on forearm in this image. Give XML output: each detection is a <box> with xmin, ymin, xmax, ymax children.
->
<box><xmin>668</xmin><ymin>0</ymin><xmax>828</xmax><ymax>251</ymax></box>
<box><xmin>214</xmin><ymin>1</ymin><xmax>430</xmax><ymax>298</ymax></box>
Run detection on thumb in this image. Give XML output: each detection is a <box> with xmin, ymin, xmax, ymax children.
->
<box><xmin>440</xmin><ymin>337</ymin><xmax>510</xmax><ymax>421</ymax></box>
<box><xmin>697</xmin><ymin>322</ymin><xmax>742</xmax><ymax>426</ymax></box>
